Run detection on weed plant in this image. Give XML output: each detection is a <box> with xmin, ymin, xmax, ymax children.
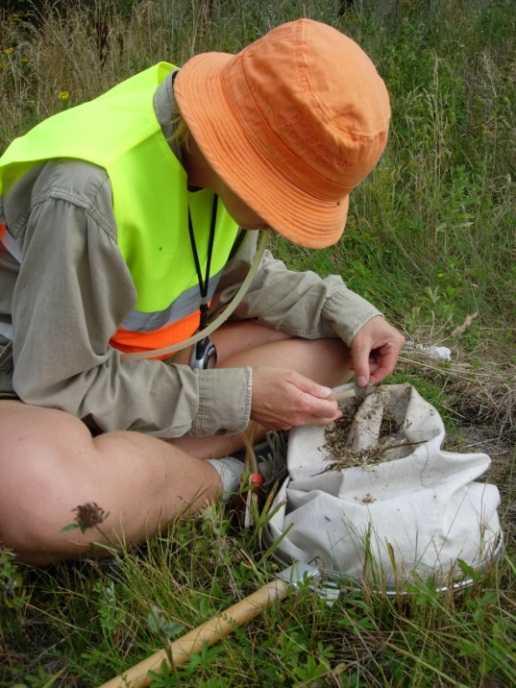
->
<box><xmin>0</xmin><ymin>1</ymin><xmax>515</xmax><ymax>686</ymax></box>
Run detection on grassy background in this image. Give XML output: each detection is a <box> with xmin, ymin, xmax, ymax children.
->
<box><xmin>1</xmin><ymin>1</ymin><xmax>515</xmax><ymax>686</ymax></box>
<box><xmin>1</xmin><ymin>0</ymin><xmax>514</xmax><ymax>347</ymax></box>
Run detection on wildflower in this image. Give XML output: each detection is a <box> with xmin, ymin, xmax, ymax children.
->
<box><xmin>3</xmin><ymin>48</ymin><xmax>14</xmax><ymax>56</ymax></box>
<box><xmin>57</xmin><ymin>90</ymin><xmax>70</xmax><ymax>102</ymax></box>
<box><xmin>72</xmin><ymin>502</ymin><xmax>109</xmax><ymax>532</ymax></box>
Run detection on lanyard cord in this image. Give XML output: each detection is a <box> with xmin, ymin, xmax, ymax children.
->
<box><xmin>187</xmin><ymin>194</ymin><xmax>218</xmax><ymax>330</ymax></box>
<box><xmin>123</xmin><ymin>231</ymin><xmax>267</xmax><ymax>360</ymax></box>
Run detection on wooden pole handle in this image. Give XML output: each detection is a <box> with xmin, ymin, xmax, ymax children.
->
<box><xmin>98</xmin><ymin>578</ymin><xmax>289</xmax><ymax>688</ymax></box>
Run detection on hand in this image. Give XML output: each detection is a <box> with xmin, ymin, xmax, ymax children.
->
<box><xmin>251</xmin><ymin>367</ymin><xmax>342</xmax><ymax>430</ymax></box>
<box><xmin>351</xmin><ymin>316</ymin><xmax>405</xmax><ymax>387</ymax></box>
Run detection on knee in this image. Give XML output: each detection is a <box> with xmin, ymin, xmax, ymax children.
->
<box><xmin>0</xmin><ymin>423</ymin><xmax>98</xmax><ymax>563</ymax></box>
<box><xmin>0</xmin><ymin>458</ymin><xmax>73</xmax><ymax>563</ymax></box>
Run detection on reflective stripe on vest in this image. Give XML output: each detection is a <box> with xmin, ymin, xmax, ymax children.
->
<box><xmin>112</xmin><ymin>269</ymin><xmax>224</xmax><ymax>355</ymax></box>
<box><xmin>120</xmin><ymin>268</ymin><xmax>223</xmax><ymax>332</ymax></box>
<box><xmin>0</xmin><ymin>63</ymin><xmax>240</xmax><ymax>356</ymax></box>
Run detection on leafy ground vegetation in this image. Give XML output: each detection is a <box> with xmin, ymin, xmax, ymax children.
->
<box><xmin>1</xmin><ymin>0</ymin><xmax>515</xmax><ymax>686</ymax></box>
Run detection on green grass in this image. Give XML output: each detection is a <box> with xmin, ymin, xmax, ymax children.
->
<box><xmin>271</xmin><ymin>1</ymin><xmax>516</xmax><ymax>350</ymax></box>
<box><xmin>1</xmin><ymin>1</ymin><xmax>515</xmax><ymax>686</ymax></box>
<box><xmin>1</xmin><ymin>509</ymin><xmax>515</xmax><ymax>687</ymax></box>
<box><xmin>1</xmin><ymin>1</ymin><xmax>514</xmax><ymax>343</ymax></box>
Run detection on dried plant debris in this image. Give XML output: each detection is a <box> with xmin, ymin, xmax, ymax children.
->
<box><xmin>355</xmin><ymin>493</ymin><xmax>376</xmax><ymax>504</ymax></box>
<box><xmin>398</xmin><ymin>355</ymin><xmax>515</xmax><ymax>442</ymax></box>
<box><xmin>335</xmin><ymin>397</ymin><xmax>362</xmax><ymax>432</ymax></box>
<box><xmin>321</xmin><ymin>402</ymin><xmax>422</xmax><ymax>474</ymax></box>
<box><xmin>319</xmin><ymin>440</ymin><xmax>423</xmax><ymax>473</ymax></box>
<box><xmin>379</xmin><ymin>413</ymin><xmax>401</xmax><ymax>439</ymax></box>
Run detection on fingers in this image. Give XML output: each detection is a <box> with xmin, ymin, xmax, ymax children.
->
<box><xmin>290</xmin><ymin>372</ymin><xmax>341</xmax><ymax>423</ymax></box>
<box><xmin>298</xmin><ymin>391</ymin><xmax>341</xmax><ymax>421</ymax></box>
<box><xmin>350</xmin><ymin>340</ymin><xmax>371</xmax><ymax>387</ymax></box>
<box><xmin>369</xmin><ymin>343</ymin><xmax>401</xmax><ymax>384</ymax></box>
<box><xmin>251</xmin><ymin>367</ymin><xmax>341</xmax><ymax>430</ymax></box>
<box><xmin>288</xmin><ymin>374</ymin><xmax>341</xmax><ymax>426</ymax></box>
<box><xmin>350</xmin><ymin>317</ymin><xmax>405</xmax><ymax>387</ymax></box>
<box><xmin>290</xmin><ymin>371</ymin><xmax>332</xmax><ymax>399</ymax></box>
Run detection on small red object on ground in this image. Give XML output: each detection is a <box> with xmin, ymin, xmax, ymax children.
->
<box><xmin>249</xmin><ymin>473</ymin><xmax>264</xmax><ymax>489</ymax></box>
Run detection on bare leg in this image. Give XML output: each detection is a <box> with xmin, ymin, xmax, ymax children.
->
<box><xmin>0</xmin><ymin>400</ymin><xmax>221</xmax><ymax>565</ymax></box>
<box><xmin>0</xmin><ymin>322</ymin><xmax>350</xmax><ymax>564</ymax></box>
<box><xmin>169</xmin><ymin>319</ymin><xmax>291</xmax><ymax>366</ymax></box>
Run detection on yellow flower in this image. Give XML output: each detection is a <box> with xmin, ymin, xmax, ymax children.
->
<box><xmin>57</xmin><ymin>90</ymin><xmax>70</xmax><ymax>102</ymax></box>
<box><xmin>3</xmin><ymin>47</ymin><xmax>14</xmax><ymax>56</ymax></box>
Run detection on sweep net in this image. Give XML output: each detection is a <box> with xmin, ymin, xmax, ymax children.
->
<box><xmin>268</xmin><ymin>384</ymin><xmax>502</xmax><ymax>588</ymax></box>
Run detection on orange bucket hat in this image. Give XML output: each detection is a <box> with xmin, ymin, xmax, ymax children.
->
<box><xmin>174</xmin><ymin>19</ymin><xmax>390</xmax><ymax>248</ymax></box>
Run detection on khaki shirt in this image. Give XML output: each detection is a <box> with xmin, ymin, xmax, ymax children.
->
<box><xmin>0</xmin><ymin>73</ymin><xmax>381</xmax><ymax>438</ymax></box>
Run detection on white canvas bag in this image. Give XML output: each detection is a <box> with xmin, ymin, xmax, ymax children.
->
<box><xmin>268</xmin><ymin>384</ymin><xmax>502</xmax><ymax>587</ymax></box>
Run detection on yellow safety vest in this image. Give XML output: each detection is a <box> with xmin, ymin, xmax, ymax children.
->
<box><xmin>0</xmin><ymin>62</ymin><xmax>239</xmax><ymax>355</ymax></box>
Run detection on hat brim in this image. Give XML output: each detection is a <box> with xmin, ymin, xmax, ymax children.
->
<box><xmin>174</xmin><ymin>52</ymin><xmax>349</xmax><ymax>249</ymax></box>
